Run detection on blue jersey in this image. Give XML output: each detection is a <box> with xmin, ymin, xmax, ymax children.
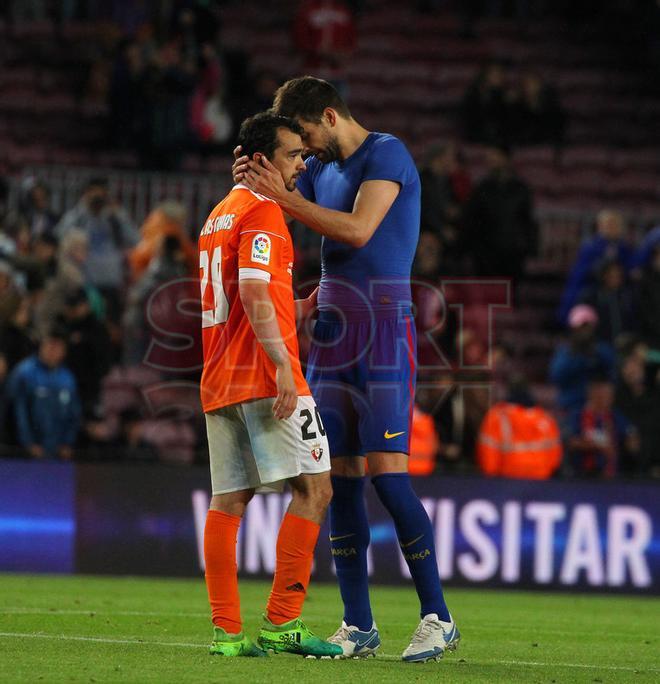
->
<box><xmin>300</xmin><ymin>132</ymin><xmax>421</xmax><ymax>456</ymax></box>
<box><xmin>296</xmin><ymin>132</ymin><xmax>420</xmax><ymax>311</ymax></box>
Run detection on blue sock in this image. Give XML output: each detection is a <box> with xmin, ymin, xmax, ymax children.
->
<box><xmin>329</xmin><ymin>475</ymin><xmax>373</xmax><ymax>631</ymax></box>
<box><xmin>372</xmin><ymin>473</ymin><xmax>450</xmax><ymax>622</ymax></box>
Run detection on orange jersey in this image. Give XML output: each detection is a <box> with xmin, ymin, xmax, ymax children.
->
<box><xmin>198</xmin><ymin>184</ymin><xmax>309</xmax><ymax>413</ymax></box>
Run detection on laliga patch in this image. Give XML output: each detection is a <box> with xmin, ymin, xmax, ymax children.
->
<box><xmin>251</xmin><ymin>233</ymin><xmax>271</xmax><ymax>265</ymax></box>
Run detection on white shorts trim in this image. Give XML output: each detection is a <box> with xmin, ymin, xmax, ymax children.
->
<box><xmin>206</xmin><ymin>395</ymin><xmax>330</xmax><ymax>495</ymax></box>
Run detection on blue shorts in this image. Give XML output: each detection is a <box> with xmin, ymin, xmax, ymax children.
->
<box><xmin>306</xmin><ymin>309</ymin><xmax>417</xmax><ymax>457</ymax></box>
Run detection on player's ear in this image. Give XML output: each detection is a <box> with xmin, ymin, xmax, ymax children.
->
<box><xmin>323</xmin><ymin>108</ymin><xmax>337</xmax><ymax>127</ymax></box>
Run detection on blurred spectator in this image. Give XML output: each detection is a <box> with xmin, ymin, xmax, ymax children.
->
<box><xmin>140</xmin><ymin>41</ymin><xmax>196</xmax><ymax>170</ymax></box>
<box><xmin>568</xmin><ymin>376</ymin><xmax>637</xmax><ymax>478</ymax></box>
<box><xmin>490</xmin><ymin>341</ymin><xmax>516</xmax><ymax>403</ymax></box>
<box><xmin>0</xmin><ymin>297</ymin><xmax>35</xmax><ymax>371</ymax></box>
<box><xmin>632</xmin><ymin>224</ymin><xmax>660</xmax><ymax>271</ymax></box>
<box><xmin>109</xmin><ymin>39</ymin><xmax>146</xmax><ymax>149</ymax></box>
<box><xmin>61</xmin><ymin>288</ymin><xmax>112</xmax><ymax>419</ymax></box>
<box><xmin>123</xmin><ymin>235</ymin><xmax>196</xmax><ymax>367</ymax></box>
<box><xmin>0</xmin><ymin>261</ymin><xmax>23</xmax><ymax>331</ymax></box>
<box><xmin>615</xmin><ymin>352</ymin><xmax>660</xmax><ymax>476</ymax></box>
<box><xmin>0</xmin><ymin>176</ymin><xmax>9</xmax><ymax>224</ymax></box>
<box><xmin>246</xmin><ymin>70</ymin><xmax>281</xmax><ymax>115</ymax></box>
<box><xmin>293</xmin><ymin>0</ymin><xmax>356</xmax><ymax>97</ymax></box>
<box><xmin>171</xmin><ymin>1</ymin><xmax>222</xmax><ymax>49</ymax></box>
<box><xmin>36</xmin><ymin>229</ymin><xmax>104</xmax><ymax>337</ymax></box>
<box><xmin>411</xmin><ymin>234</ymin><xmax>462</xmax><ymax>370</ymax></box>
<box><xmin>579</xmin><ymin>257</ymin><xmax>637</xmax><ymax>345</ymax></box>
<box><xmin>7</xmin><ymin>330</ymin><xmax>81</xmax><ymax>460</ymax></box>
<box><xmin>109</xmin><ymin>0</ymin><xmax>153</xmax><ymax>37</ymax></box>
<box><xmin>419</xmin><ymin>142</ymin><xmax>471</xmax><ymax>271</ymax></box>
<box><xmin>6</xmin><ymin>178</ymin><xmax>60</xmax><ymax>241</ymax></box>
<box><xmin>0</xmin><ymin>352</ymin><xmax>8</xmax><ymax>449</ymax></box>
<box><xmin>0</xmin><ymin>230</ymin><xmax>17</xmax><ymax>263</ymax></box>
<box><xmin>549</xmin><ymin>305</ymin><xmax>615</xmax><ymax>416</ymax></box>
<box><xmin>29</xmin><ymin>233</ymin><xmax>58</xmax><ymax>288</ymax></box>
<box><xmin>82</xmin><ymin>59</ymin><xmax>112</xmax><ymax>115</ymax></box>
<box><xmin>189</xmin><ymin>45</ymin><xmax>235</xmax><ymax>152</ymax></box>
<box><xmin>409</xmin><ymin>404</ymin><xmax>440</xmax><ymax>475</ymax></box>
<box><xmin>558</xmin><ymin>210</ymin><xmax>634</xmax><ymax>325</ymax></box>
<box><xmin>435</xmin><ymin>363</ymin><xmax>490</xmax><ymax>473</ymax></box>
<box><xmin>81</xmin><ymin>407</ymin><xmax>157</xmax><ymax>462</ymax></box>
<box><xmin>477</xmin><ymin>377</ymin><xmax>562</xmax><ymax>479</ymax></box>
<box><xmin>637</xmin><ymin>244</ymin><xmax>660</xmax><ymax>350</ymax></box>
<box><xmin>460</xmin><ymin>62</ymin><xmax>513</xmax><ymax>146</ymax></box>
<box><xmin>509</xmin><ymin>71</ymin><xmax>565</xmax><ymax>147</ymax></box>
<box><xmin>55</xmin><ymin>178</ymin><xmax>138</xmax><ymax>321</ymax></box>
<box><xmin>435</xmin><ymin>385</ymin><xmax>484</xmax><ymax>472</ymax></box>
<box><xmin>129</xmin><ymin>201</ymin><xmax>197</xmax><ymax>282</ymax></box>
<box><xmin>413</xmin><ymin>231</ymin><xmax>443</xmax><ymax>280</ymax></box>
<box><xmin>10</xmin><ymin>232</ymin><xmax>59</xmax><ymax>294</ymax></box>
<box><xmin>463</xmin><ymin>145</ymin><xmax>536</xmax><ymax>285</ymax></box>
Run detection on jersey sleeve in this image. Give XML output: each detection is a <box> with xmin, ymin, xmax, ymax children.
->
<box><xmin>237</xmin><ymin>201</ymin><xmax>288</xmax><ymax>283</ymax></box>
<box><xmin>362</xmin><ymin>136</ymin><xmax>415</xmax><ymax>188</ymax></box>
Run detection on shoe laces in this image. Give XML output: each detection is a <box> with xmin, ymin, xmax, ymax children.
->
<box><xmin>328</xmin><ymin>623</ymin><xmax>351</xmax><ymax>643</ymax></box>
<box><xmin>410</xmin><ymin>616</ymin><xmax>441</xmax><ymax>645</ymax></box>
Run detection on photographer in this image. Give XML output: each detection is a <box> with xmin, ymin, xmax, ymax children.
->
<box><xmin>54</xmin><ymin>178</ymin><xmax>138</xmax><ymax>323</ymax></box>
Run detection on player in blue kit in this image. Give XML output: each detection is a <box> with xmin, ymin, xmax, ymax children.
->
<box><xmin>234</xmin><ymin>77</ymin><xmax>460</xmax><ymax>663</ymax></box>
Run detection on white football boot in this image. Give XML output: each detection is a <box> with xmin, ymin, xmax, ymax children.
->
<box><xmin>402</xmin><ymin>613</ymin><xmax>460</xmax><ymax>663</ymax></box>
<box><xmin>327</xmin><ymin>620</ymin><xmax>381</xmax><ymax>658</ymax></box>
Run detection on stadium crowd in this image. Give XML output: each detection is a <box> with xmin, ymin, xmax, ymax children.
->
<box><xmin>1</xmin><ymin>154</ymin><xmax>659</xmax><ymax>478</ymax></box>
<box><xmin>0</xmin><ymin>0</ymin><xmax>659</xmax><ymax>480</ymax></box>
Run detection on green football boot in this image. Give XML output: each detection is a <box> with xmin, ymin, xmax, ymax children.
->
<box><xmin>257</xmin><ymin>614</ymin><xmax>343</xmax><ymax>658</ymax></box>
<box><xmin>209</xmin><ymin>625</ymin><xmax>267</xmax><ymax>657</ymax></box>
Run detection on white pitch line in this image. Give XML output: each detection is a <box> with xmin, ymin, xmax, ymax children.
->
<box><xmin>0</xmin><ymin>632</ymin><xmax>206</xmax><ymax>649</ymax></box>
<box><xmin>0</xmin><ymin>632</ymin><xmax>657</xmax><ymax>673</ymax></box>
<box><xmin>1</xmin><ymin>608</ymin><xmax>208</xmax><ymax>618</ymax></box>
<box><xmin>0</xmin><ymin>609</ymin><xmax>587</xmax><ymax>636</ymax></box>
<box><xmin>0</xmin><ymin>611</ymin><xmax>612</xmax><ymax>640</ymax></box>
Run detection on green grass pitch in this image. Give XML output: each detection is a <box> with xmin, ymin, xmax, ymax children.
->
<box><xmin>0</xmin><ymin>574</ymin><xmax>658</xmax><ymax>683</ymax></box>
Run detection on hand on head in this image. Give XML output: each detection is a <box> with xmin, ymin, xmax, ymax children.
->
<box><xmin>232</xmin><ymin>145</ymin><xmax>249</xmax><ymax>183</ymax></box>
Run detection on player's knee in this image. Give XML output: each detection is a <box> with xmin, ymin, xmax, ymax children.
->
<box><xmin>210</xmin><ymin>489</ymin><xmax>255</xmax><ymax>517</ymax></box>
<box><xmin>331</xmin><ymin>456</ymin><xmax>365</xmax><ymax>478</ymax></box>
<box><xmin>292</xmin><ymin>475</ymin><xmax>333</xmax><ymax>512</ymax></box>
<box><xmin>315</xmin><ymin>478</ymin><xmax>334</xmax><ymax>510</ymax></box>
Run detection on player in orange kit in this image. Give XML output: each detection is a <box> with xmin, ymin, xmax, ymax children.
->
<box><xmin>199</xmin><ymin>111</ymin><xmax>342</xmax><ymax>659</ymax></box>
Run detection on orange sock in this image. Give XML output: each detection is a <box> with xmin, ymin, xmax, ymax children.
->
<box><xmin>204</xmin><ymin>509</ymin><xmax>242</xmax><ymax>633</ymax></box>
<box><xmin>266</xmin><ymin>513</ymin><xmax>320</xmax><ymax>625</ymax></box>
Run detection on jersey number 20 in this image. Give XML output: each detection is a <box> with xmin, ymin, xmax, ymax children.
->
<box><xmin>200</xmin><ymin>247</ymin><xmax>229</xmax><ymax>328</ymax></box>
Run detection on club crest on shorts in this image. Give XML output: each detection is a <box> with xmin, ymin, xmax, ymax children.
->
<box><xmin>311</xmin><ymin>444</ymin><xmax>323</xmax><ymax>461</ymax></box>
<box><xmin>251</xmin><ymin>233</ymin><xmax>271</xmax><ymax>264</ymax></box>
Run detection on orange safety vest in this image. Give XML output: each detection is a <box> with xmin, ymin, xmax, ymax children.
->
<box><xmin>409</xmin><ymin>406</ymin><xmax>439</xmax><ymax>476</ymax></box>
<box><xmin>477</xmin><ymin>402</ymin><xmax>562</xmax><ymax>479</ymax></box>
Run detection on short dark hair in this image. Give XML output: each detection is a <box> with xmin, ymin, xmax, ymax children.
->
<box><xmin>273</xmin><ymin>76</ymin><xmax>351</xmax><ymax>123</ymax></box>
<box><xmin>238</xmin><ymin>111</ymin><xmax>304</xmax><ymax>160</ymax></box>
<box><xmin>589</xmin><ymin>371</ymin><xmax>613</xmax><ymax>386</ymax></box>
<box><xmin>41</xmin><ymin>325</ymin><xmax>69</xmax><ymax>344</ymax></box>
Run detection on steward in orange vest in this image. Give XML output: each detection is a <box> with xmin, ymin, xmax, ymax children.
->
<box><xmin>409</xmin><ymin>404</ymin><xmax>440</xmax><ymax>476</ymax></box>
<box><xmin>477</xmin><ymin>402</ymin><xmax>562</xmax><ymax>479</ymax></box>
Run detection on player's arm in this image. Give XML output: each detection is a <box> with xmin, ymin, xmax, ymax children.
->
<box><xmin>239</xmin><ymin>279</ymin><xmax>297</xmax><ymax>420</ymax></box>
<box><xmin>243</xmin><ymin>157</ymin><xmax>400</xmax><ymax>248</ymax></box>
